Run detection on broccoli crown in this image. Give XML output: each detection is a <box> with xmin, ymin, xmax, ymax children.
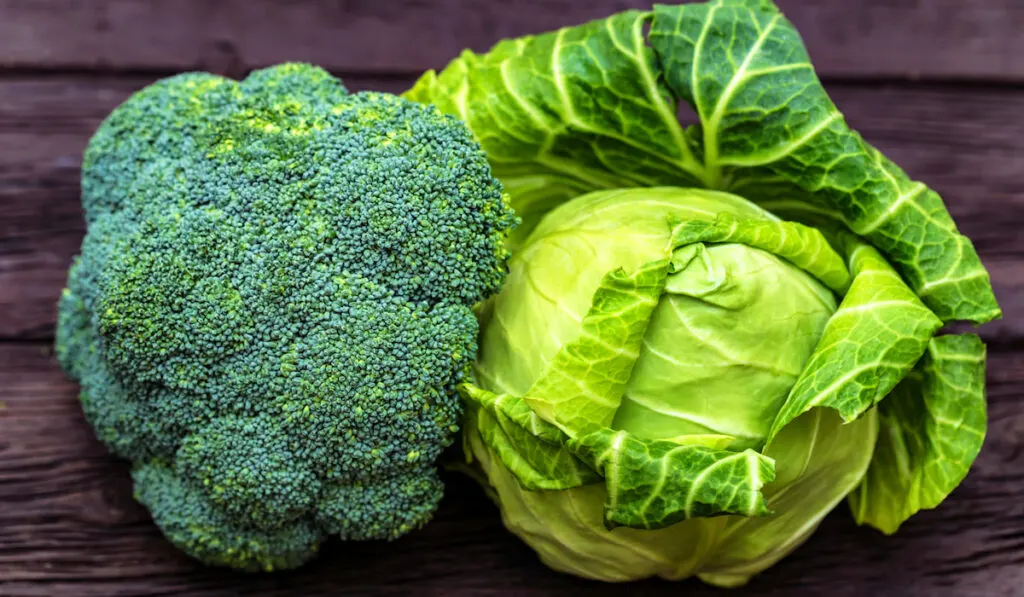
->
<box><xmin>55</xmin><ymin>63</ymin><xmax>516</xmax><ymax>571</ymax></box>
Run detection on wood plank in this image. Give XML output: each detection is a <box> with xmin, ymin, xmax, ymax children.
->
<box><xmin>1</xmin><ymin>343</ymin><xmax>1021</xmax><ymax>596</ymax></box>
<box><xmin>1</xmin><ymin>76</ymin><xmax>1021</xmax><ymax>341</ymax></box>
<box><xmin>0</xmin><ymin>0</ymin><xmax>1022</xmax><ymax>81</ymax></box>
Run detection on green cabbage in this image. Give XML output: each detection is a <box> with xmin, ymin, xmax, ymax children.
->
<box><xmin>407</xmin><ymin>0</ymin><xmax>997</xmax><ymax>586</ymax></box>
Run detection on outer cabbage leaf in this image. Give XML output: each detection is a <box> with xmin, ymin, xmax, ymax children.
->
<box><xmin>407</xmin><ymin>0</ymin><xmax>999</xmax><ymax>324</ymax></box>
<box><xmin>694</xmin><ymin>406</ymin><xmax>877</xmax><ymax>587</ymax></box>
<box><xmin>768</xmin><ymin>235</ymin><xmax>943</xmax><ymax>441</ymax></box>
<box><xmin>464</xmin><ymin>380</ymin><xmax>776</xmax><ymax>530</ymax></box>
<box><xmin>849</xmin><ymin>334</ymin><xmax>987</xmax><ymax>533</ymax></box>
<box><xmin>649</xmin><ymin>0</ymin><xmax>998</xmax><ymax>324</ymax></box>
<box><xmin>524</xmin><ymin>258</ymin><xmax>670</xmax><ymax>436</ymax></box>
<box><xmin>460</xmin><ymin>385</ymin><xmax>600</xmax><ymax>491</ymax></box>
<box><xmin>570</xmin><ymin>429</ymin><xmax>775</xmax><ymax>529</ymax></box>
<box><xmin>405</xmin><ymin>10</ymin><xmax>708</xmax><ymax>251</ymax></box>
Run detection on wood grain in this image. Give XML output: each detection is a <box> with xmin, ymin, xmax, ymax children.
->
<box><xmin>0</xmin><ymin>0</ymin><xmax>1022</xmax><ymax>81</ymax></box>
<box><xmin>1</xmin><ymin>76</ymin><xmax>1021</xmax><ymax>341</ymax></box>
<box><xmin>1</xmin><ymin>2</ymin><xmax>1021</xmax><ymax>596</ymax></box>
<box><xmin>0</xmin><ymin>343</ymin><xmax>1022</xmax><ymax>597</ymax></box>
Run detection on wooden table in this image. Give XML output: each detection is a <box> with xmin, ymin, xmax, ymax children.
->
<box><xmin>2</xmin><ymin>2</ymin><xmax>1022</xmax><ymax>596</ymax></box>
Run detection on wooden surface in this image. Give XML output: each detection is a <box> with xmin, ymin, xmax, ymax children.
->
<box><xmin>1</xmin><ymin>2</ymin><xmax>1022</xmax><ymax>596</ymax></box>
<box><xmin>1</xmin><ymin>0</ymin><xmax>1023</xmax><ymax>80</ymax></box>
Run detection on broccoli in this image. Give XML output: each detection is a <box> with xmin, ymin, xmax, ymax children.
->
<box><xmin>55</xmin><ymin>63</ymin><xmax>517</xmax><ymax>571</ymax></box>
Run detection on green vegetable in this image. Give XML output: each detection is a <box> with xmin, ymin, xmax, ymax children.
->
<box><xmin>406</xmin><ymin>0</ymin><xmax>996</xmax><ymax>586</ymax></box>
<box><xmin>55</xmin><ymin>63</ymin><xmax>517</xmax><ymax>571</ymax></box>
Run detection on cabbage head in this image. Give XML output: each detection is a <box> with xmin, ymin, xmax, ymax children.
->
<box><xmin>406</xmin><ymin>0</ymin><xmax>999</xmax><ymax>587</ymax></box>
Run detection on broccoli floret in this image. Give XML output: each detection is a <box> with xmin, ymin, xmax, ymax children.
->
<box><xmin>55</xmin><ymin>63</ymin><xmax>516</xmax><ymax>571</ymax></box>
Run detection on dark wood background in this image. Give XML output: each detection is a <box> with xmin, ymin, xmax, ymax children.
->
<box><xmin>1</xmin><ymin>1</ymin><xmax>1023</xmax><ymax>596</ymax></box>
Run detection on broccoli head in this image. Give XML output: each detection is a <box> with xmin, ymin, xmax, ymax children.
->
<box><xmin>55</xmin><ymin>63</ymin><xmax>517</xmax><ymax>571</ymax></box>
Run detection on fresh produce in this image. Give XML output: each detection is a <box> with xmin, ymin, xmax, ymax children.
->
<box><xmin>406</xmin><ymin>0</ymin><xmax>999</xmax><ymax>586</ymax></box>
<box><xmin>55</xmin><ymin>63</ymin><xmax>516</xmax><ymax>571</ymax></box>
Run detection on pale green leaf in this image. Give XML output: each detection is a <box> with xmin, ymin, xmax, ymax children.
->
<box><xmin>670</xmin><ymin>214</ymin><xmax>851</xmax><ymax>294</ymax></box>
<box><xmin>662</xmin><ymin>434</ymin><xmax>737</xmax><ymax>450</ymax></box>
<box><xmin>524</xmin><ymin>258</ymin><xmax>669</xmax><ymax>436</ymax></box>
<box><xmin>499</xmin><ymin>173</ymin><xmax>588</xmax><ymax>250</ymax></box>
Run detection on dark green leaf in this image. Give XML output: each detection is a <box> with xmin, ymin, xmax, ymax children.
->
<box><xmin>849</xmin><ymin>334</ymin><xmax>987</xmax><ymax>533</ymax></box>
<box><xmin>569</xmin><ymin>428</ymin><xmax>775</xmax><ymax>529</ymax></box>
